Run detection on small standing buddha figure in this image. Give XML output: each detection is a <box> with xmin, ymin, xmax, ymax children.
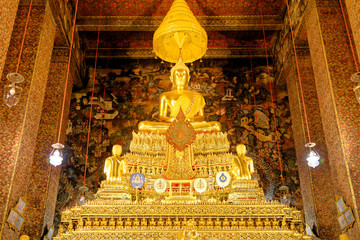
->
<box><xmin>138</xmin><ymin>57</ymin><xmax>221</xmax><ymax>133</ymax></box>
<box><xmin>100</xmin><ymin>217</ymin><xmax>108</xmax><ymax>227</ymax></box>
<box><xmin>104</xmin><ymin>145</ymin><xmax>127</xmax><ymax>181</ymax></box>
<box><xmin>232</xmin><ymin>144</ymin><xmax>255</xmax><ymax>180</ymax></box>
<box><xmin>125</xmin><ymin>218</ymin><xmax>132</xmax><ymax>228</ymax></box>
<box><xmin>77</xmin><ymin>217</ymin><xmax>84</xmax><ymax>230</ymax></box>
<box><xmin>179</xmin><ymin>218</ymin><xmax>199</xmax><ymax>240</ymax></box>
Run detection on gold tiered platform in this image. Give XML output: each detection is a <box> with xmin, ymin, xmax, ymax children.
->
<box><xmin>54</xmin><ymin>130</ymin><xmax>310</xmax><ymax>240</ymax></box>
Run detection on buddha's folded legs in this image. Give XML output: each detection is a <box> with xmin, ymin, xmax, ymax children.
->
<box><xmin>138</xmin><ymin>121</ymin><xmax>221</xmax><ymax>133</ymax></box>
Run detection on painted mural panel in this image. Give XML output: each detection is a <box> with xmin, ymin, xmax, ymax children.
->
<box><xmin>55</xmin><ymin>58</ymin><xmax>301</xmax><ymax>228</ymax></box>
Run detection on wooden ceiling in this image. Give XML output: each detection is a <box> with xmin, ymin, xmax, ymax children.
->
<box><xmin>76</xmin><ymin>0</ymin><xmax>286</xmax><ymax>59</ymax></box>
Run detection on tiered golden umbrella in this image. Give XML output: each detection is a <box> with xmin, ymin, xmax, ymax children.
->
<box><xmin>153</xmin><ymin>0</ymin><xmax>207</xmax><ymax>63</ymax></box>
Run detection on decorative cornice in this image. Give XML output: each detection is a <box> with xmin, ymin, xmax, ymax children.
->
<box><xmin>77</xmin><ymin>15</ymin><xmax>283</xmax><ymax>32</ymax></box>
<box><xmin>85</xmin><ymin>48</ymin><xmax>272</xmax><ymax>59</ymax></box>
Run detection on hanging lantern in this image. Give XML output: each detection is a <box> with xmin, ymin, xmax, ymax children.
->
<box><xmin>3</xmin><ymin>73</ymin><xmax>24</xmax><ymax>107</ymax></box>
<box><xmin>350</xmin><ymin>72</ymin><xmax>360</xmax><ymax>104</ymax></box>
<box><xmin>305</xmin><ymin>142</ymin><xmax>320</xmax><ymax>168</ymax></box>
<box><xmin>49</xmin><ymin>143</ymin><xmax>65</xmax><ymax>167</ymax></box>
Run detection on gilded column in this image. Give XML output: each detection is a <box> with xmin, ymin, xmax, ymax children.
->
<box><xmin>0</xmin><ymin>0</ymin><xmax>57</xmax><ymax>239</ymax></box>
<box><xmin>21</xmin><ymin>48</ymin><xmax>73</xmax><ymax>239</ymax></box>
<box><xmin>305</xmin><ymin>0</ymin><xmax>360</xmax><ymax>238</ymax></box>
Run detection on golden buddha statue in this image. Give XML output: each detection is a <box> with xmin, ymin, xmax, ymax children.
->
<box><xmin>138</xmin><ymin>57</ymin><xmax>221</xmax><ymax>133</ymax></box>
<box><xmin>232</xmin><ymin>144</ymin><xmax>255</xmax><ymax>180</ymax></box>
<box><xmin>77</xmin><ymin>217</ymin><xmax>84</xmax><ymax>230</ymax></box>
<box><xmin>174</xmin><ymin>216</ymin><xmax>181</xmax><ymax>228</ymax></box>
<box><xmin>214</xmin><ymin>217</ymin><xmax>221</xmax><ymax>228</ymax></box>
<box><xmin>141</xmin><ymin>218</ymin><xmax>148</xmax><ymax>228</ymax></box>
<box><xmin>116</xmin><ymin>217</ymin><xmax>123</xmax><ymax>229</ymax></box>
<box><xmin>149</xmin><ymin>217</ymin><xmax>156</xmax><ymax>227</ymax></box>
<box><xmin>255</xmin><ymin>217</ymin><xmax>263</xmax><ymax>228</ymax></box>
<box><xmin>238</xmin><ymin>218</ymin><xmax>246</xmax><ymax>228</ymax></box>
<box><xmin>272</xmin><ymin>218</ymin><xmax>280</xmax><ymax>229</ymax></box>
<box><xmin>231</xmin><ymin>218</ymin><xmax>238</xmax><ymax>228</ymax></box>
<box><xmin>104</xmin><ymin>145</ymin><xmax>127</xmax><ymax>181</ymax></box>
<box><xmin>158</xmin><ymin>217</ymin><xmax>164</xmax><ymax>227</ymax></box>
<box><xmin>93</xmin><ymin>217</ymin><xmax>100</xmax><ymax>227</ymax></box>
<box><xmin>223</xmin><ymin>217</ymin><xmax>230</xmax><ymax>228</ymax></box>
<box><xmin>133</xmin><ymin>218</ymin><xmax>140</xmax><ymax>228</ymax></box>
<box><xmin>100</xmin><ymin>217</ymin><xmax>108</xmax><ymax>227</ymax></box>
<box><xmin>247</xmin><ymin>218</ymin><xmax>254</xmax><ymax>228</ymax></box>
<box><xmin>125</xmin><ymin>218</ymin><xmax>132</xmax><ymax>228</ymax></box>
<box><xmin>109</xmin><ymin>217</ymin><xmax>116</xmax><ymax>227</ymax></box>
<box><xmin>264</xmin><ymin>218</ymin><xmax>271</xmax><ymax>228</ymax></box>
<box><xmin>206</xmin><ymin>218</ymin><xmax>213</xmax><ymax>227</ymax></box>
<box><xmin>198</xmin><ymin>217</ymin><xmax>205</xmax><ymax>227</ymax></box>
<box><xmin>166</xmin><ymin>217</ymin><xmax>172</xmax><ymax>227</ymax></box>
<box><xmin>178</xmin><ymin>218</ymin><xmax>199</xmax><ymax>240</ymax></box>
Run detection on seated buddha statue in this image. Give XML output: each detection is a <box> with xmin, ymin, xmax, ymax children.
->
<box><xmin>104</xmin><ymin>145</ymin><xmax>127</xmax><ymax>181</ymax></box>
<box><xmin>232</xmin><ymin>144</ymin><xmax>255</xmax><ymax>180</ymax></box>
<box><xmin>138</xmin><ymin>58</ymin><xmax>221</xmax><ymax>133</ymax></box>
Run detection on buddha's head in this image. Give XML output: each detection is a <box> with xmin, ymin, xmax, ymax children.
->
<box><xmin>112</xmin><ymin>144</ymin><xmax>122</xmax><ymax>156</ymax></box>
<box><xmin>170</xmin><ymin>58</ymin><xmax>190</xmax><ymax>90</ymax></box>
<box><xmin>236</xmin><ymin>144</ymin><xmax>246</xmax><ymax>155</ymax></box>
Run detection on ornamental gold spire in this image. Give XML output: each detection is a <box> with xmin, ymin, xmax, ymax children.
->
<box><xmin>153</xmin><ymin>0</ymin><xmax>207</xmax><ymax>63</ymax></box>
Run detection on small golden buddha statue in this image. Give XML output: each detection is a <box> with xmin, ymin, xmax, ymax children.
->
<box><xmin>58</xmin><ymin>224</ymin><xmax>65</xmax><ymax>234</ymax></box>
<box><xmin>206</xmin><ymin>218</ymin><xmax>213</xmax><ymax>227</ymax></box>
<box><xmin>93</xmin><ymin>217</ymin><xmax>100</xmax><ymax>227</ymax></box>
<box><xmin>116</xmin><ymin>217</ymin><xmax>123</xmax><ymax>228</ymax></box>
<box><xmin>138</xmin><ymin>58</ymin><xmax>221</xmax><ymax>133</ymax></box>
<box><xmin>232</xmin><ymin>144</ymin><xmax>254</xmax><ymax>180</ymax></box>
<box><xmin>100</xmin><ymin>217</ymin><xmax>108</xmax><ymax>227</ymax></box>
<box><xmin>231</xmin><ymin>218</ymin><xmax>238</xmax><ymax>228</ymax></box>
<box><xmin>141</xmin><ymin>218</ymin><xmax>148</xmax><ymax>228</ymax></box>
<box><xmin>223</xmin><ymin>217</ymin><xmax>230</xmax><ymax>228</ymax></box>
<box><xmin>109</xmin><ymin>217</ymin><xmax>116</xmax><ymax>227</ymax></box>
<box><xmin>125</xmin><ymin>218</ymin><xmax>132</xmax><ymax>228</ymax></box>
<box><xmin>174</xmin><ymin>216</ymin><xmax>181</xmax><ymax>228</ymax></box>
<box><xmin>179</xmin><ymin>218</ymin><xmax>199</xmax><ymax>240</ymax></box>
<box><xmin>290</xmin><ymin>221</ymin><xmax>296</xmax><ymax>231</ymax></box>
<box><xmin>264</xmin><ymin>218</ymin><xmax>271</xmax><ymax>228</ymax></box>
<box><xmin>198</xmin><ymin>217</ymin><xmax>205</xmax><ymax>227</ymax></box>
<box><xmin>133</xmin><ymin>218</ymin><xmax>140</xmax><ymax>228</ymax></box>
<box><xmin>272</xmin><ymin>218</ymin><xmax>280</xmax><ymax>229</ymax></box>
<box><xmin>104</xmin><ymin>145</ymin><xmax>127</xmax><ymax>181</ymax></box>
<box><xmin>149</xmin><ymin>217</ymin><xmax>156</xmax><ymax>227</ymax></box>
<box><xmin>247</xmin><ymin>218</ymin><xmax>254</xmax><ymax>228</ymax></box>
<box><xmin>68</xmin><ymin>219</ymin><xmax>74</xmax><ymax>231</ymax></box>
<box><xmin>214</xmin><ymin>217</ymin><xmax>221</xmax><ymax>228</ymax></box>
<box><xmin>255</xmin><ymin>218</ymin><xmax>263</xmax><ymax>228</ymax></box>
<box><xmin>158</xmin><ymin>217</ymin><xmax>164</xmax><ymax>227</ymax></box>
<box><xmin>166</xmin><ymin>217</ymin><xmax>172</xmax><ymax>227</ymax></box>
<box><xmin>281</xmin><ymin>217</ymin><xmax>288</xmax><ymax>229</ymax></box>
<box><xmin>238</xmin><ymin>218</ymin><xmax>246</xmax><ymax>228</ymax></box>
<box><xmin>76</xmin><ymin>218</ymin><xmax>84</xmax><ymax>230</ymax></box>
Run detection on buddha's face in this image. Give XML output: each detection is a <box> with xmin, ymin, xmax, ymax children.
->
<box><xmin>171</xmin><ymin>69</ymin><xmax>189</xmax><ymax>89</ymax></box>
<box><xmin>112</xmin><ymin>145</ymin><xmax>122</xmax><ymax>155</ymax></box>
